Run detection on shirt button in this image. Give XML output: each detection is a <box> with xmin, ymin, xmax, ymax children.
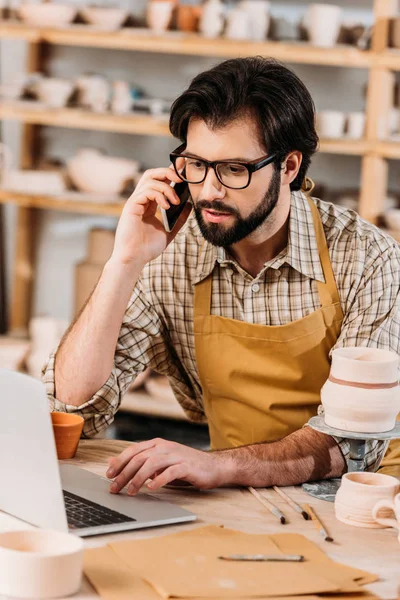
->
<box><xmin>251</xmin><ymin>283</ymin><xmax>260</xmax><ymax>293</ymax></box>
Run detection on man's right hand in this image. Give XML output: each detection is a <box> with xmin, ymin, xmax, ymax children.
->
<box><xmin>110</xmin><ymin>166</ymin><xmax>192</xmax><ymax>269</ymax></box>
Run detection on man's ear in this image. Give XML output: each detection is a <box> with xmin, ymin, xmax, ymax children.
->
<box><xmin>281</xmin><ymin>151</ymin><xmax>303</xmax><ymax>186</ymax></box>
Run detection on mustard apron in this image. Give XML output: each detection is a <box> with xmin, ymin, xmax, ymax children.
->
<box><xmin>194</xmin><ymin>196</ymin><xmax>344</xmax><ymax>450</ymax></box>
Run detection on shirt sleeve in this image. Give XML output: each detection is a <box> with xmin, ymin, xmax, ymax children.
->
<box><xmin>42</xmin><ymin>275</ymin><xmax>174</xmax><ymax>438</ymax></box>
<box><xmin>328</xmin><ymin>242</ymin><xmax>400</xmax><ymax>471</ymax></box>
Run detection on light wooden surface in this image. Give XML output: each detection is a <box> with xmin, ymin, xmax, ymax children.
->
<box><xmin>1</xmin><ymin>440</ymin><xmax>398</xmax><ymax>600</ymax></box>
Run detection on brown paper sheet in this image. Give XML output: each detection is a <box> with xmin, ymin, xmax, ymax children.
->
<box><xmin>108</xmin><ymin>526</ymin><xmax>358</xmax><ymax>598</ymax></box>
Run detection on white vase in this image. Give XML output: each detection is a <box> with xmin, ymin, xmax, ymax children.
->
<box><xmin>306</xmin><ymin>3</ymin><xmax>342</xmax><ymax>48</ymax></box>
<box><xmin>239</xmin><ymin>0</ymin><xmax>270</xmax><ymax>41</ymax></box>
<box><xmin>321</xmin><ymin>347</ymin><xmax>400</xmax><ymax>433</ymax></box>
<box><xmin>147</xmin><ymin>1</ymin><xmax>174</xmax><ymax>34</ymax></box>
<box><xmin>225</xmin><ymin>7</ymin><xmax>250</xmax><ymax>40</ymax></box>
<box><xmin>199</xmin><ymin>0</ymin><xmax>224</xmax><ymax>39</ymax></box>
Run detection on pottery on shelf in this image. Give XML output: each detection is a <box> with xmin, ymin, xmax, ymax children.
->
<box><xmin>316</xmin><ymin>110</ymin><xmax>346</xmax><ymax>139</ymax></box>
<box><xmin>176</xmin><ymin>4</ymin><xmax>202</xmax><ymax>33</ymax></box>
<box><xmin>0</xmin><ymin>529</ymin><xmax>83</xmax><ymax>599</ymax></box>
<box><xmin>75</xmin><ymin>74</ymin><xmax>110</xmax><ymax>113</ymax></box>
<box><xmin>305</xmin><ymin>3</ymin><xmax>342</xmax><ymax>48</ymax></box>
<box><xmin>111</xmin><ymin>80</ymin><xmax>133</xmax><ymax>115</ymax></box>
<box><xmin>199</xmin><ymin>0</ymin><xmax>224</xmax><ymax>39</ymax></box>
<box><xmin>321</xmin><ymin>347</ymin><xmax>400</xmax><ymax>433</ymax></box>
<box><xmin>335</xmin><ymin>472</ymin><xmax>400</xmax><ymax>528</ymax></box>
<box><xmin>239</xmin><ymin>0</ymin><xmax>270</xmax><ymax>41</ymax></box>
<box><xmin>18</xmin><ymin>3</ymin><xmax>77</xmax><ymax>27</ymax></box>
<box><xmin>225</xmin><ymin>7</ymin><xmax>250</xmax><ymax>40</ymax></box>
<box><xmin>346</xmin><ymin>112</ymin><xmax>365</xmax><ymax>140</ymax></box>
<box><xmin>31</xmin><ymin>77</ymin><xmax>75</xmax><ymax>109</ymax></box>
<box><xmin>67</xmin><ymin>148</ymin><xmax>139</xmax><ymax>195</ymax></box>
<box><xmin>147</xmin><ymin>0</ymin><xmax>175</xmax><ymax>34</ymax></box>
<box><xmin>372</xmin><ymin>492</ymin><xmax>400</xmax><ymax>542</ymax></box>
<box><xmin>80</xmin><ymin>7</ymin><xmax>128</xmax><ymax>30</ymax></box>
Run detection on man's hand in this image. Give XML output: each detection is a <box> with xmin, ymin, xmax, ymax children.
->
<box><xmin>105</xmin><ymin>438</ymin><xmax>232</xmax><ymax>495</ymax></box>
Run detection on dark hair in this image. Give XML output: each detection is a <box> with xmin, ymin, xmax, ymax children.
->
<box><xmin>169</xmin><ymin>57</ymin><xmax>319</xmax><ymax>191</ymax></box>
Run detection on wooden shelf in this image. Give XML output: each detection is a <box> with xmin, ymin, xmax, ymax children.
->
<box><xmin>376</xmin><ymin>140</ymin><xmax>400</xmax><ymax>160</ymax></box>
<box><xmin>318</xmin><ymin>139</ymin><xmax>370</xmax><ymax>156</ymax></box>
<box><xmin>0</xmin><ymin>21</ymin><xmax>373</xmax><ymax>68</ymax></box>
<box><xmin>0</xmin><ymin>189</ymin><xmax>124</xmax><ymax>216</ymax></box>
<box><xmin>0</xmin><ymin>101</ymin><xmax>170</xmax><ymax>136</ymax></box>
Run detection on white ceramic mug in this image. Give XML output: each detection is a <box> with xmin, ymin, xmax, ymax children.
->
<box><xmin>239</xmin><ymin>0</ymin><xmax>270</xmax><ymax>41</ymax></box>
<box><xmin>335</xmin><ymin>472</ymin><xmax>400</xmax><ymax>528</ymax></box>
<box><xmin>306</xmin><ymin>3</ymin><xmax>342</xmax><ymax>48</ymax></box>
<box><xmin>346</xmin><ymin>112</ymin><xmax>366</xmax><ymax>139</ymax></box>
<box><xmin>0</xmin><ymin>529</ymin><xmax>83</xmax><ymax>598</ymax></box>
<box><xmin>316</xmin><ymin>110</ymin><xmax>346</xmax><ymax>139</ymax></box>
<box><xmin>147</xmin><ymin>1</ymin><xmax>174</xmax><ymax>34</ymax></box>
<box><xmin>373</xmin><ymin>492</ymin><xmax>400</xmax><ymax>542</ymax></box>
<box><xmin>225</xmin><ymin>7</ymin><xmax>250</xmax><ymax>40</ymax></box>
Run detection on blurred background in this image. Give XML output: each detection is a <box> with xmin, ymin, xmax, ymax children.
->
<box><xmin>0</xmin><ymin>0</ymin><xmax>399</xmax><ymax>448</ymax></box>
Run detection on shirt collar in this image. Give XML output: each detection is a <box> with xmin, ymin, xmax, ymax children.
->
<box><xmin>194</xmin><ymin>190</ymin><xmax>325</xmax><ymax>284</ymax></box>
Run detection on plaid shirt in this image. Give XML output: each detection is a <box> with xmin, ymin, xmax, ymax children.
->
<box><xmin>43</xmin><ymin>191</ymin><xmax>400</xmax><ymax>471</ymax></box>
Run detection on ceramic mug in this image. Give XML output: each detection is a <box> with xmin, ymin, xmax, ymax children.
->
<box><xmin>346</xmin><ymin>112</ymin><xmax>366</xmax><ymax>139</ymax></box>
<box><xmin>316</xmin><ymin>110</ymin><xmax>346</xmax><ymax>139</ymax></box>
<box><xmin>306</xmin><ymin>3</ymin><xmax>342</xmax><ymax>48</ymax></box>
<box><xmin>0</xmin><ymin>529</ymin><xmax>83</xmax><ymax>599</ymax></box>
<box><xmin>372</xmin><ymin>493</ymin><xmax>400</xmax><ymax>542</ymax></box>
<box><xmin>335</xmin><ymin>472</ymin><xmax>400</xmax><ymax>528</ymax></box>
<box><xmin>147</xmin><ymin>1</ymin><xmax>174</xmax><ymax>34</ymax></box>
<box><xmin>51</xmin><ymin>412</ymin><xmax>84</xmax><ymax>460</ymax></box>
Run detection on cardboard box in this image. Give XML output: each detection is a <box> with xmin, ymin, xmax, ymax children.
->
<box><xmin>88</xmin><ymin>228</ymin><xmax>115</xmax><ymax>265</ymax></box>
<box><xmin>74</xmin><ymin>262</ymin><xmax>103</xmax><ymax>315</ymax></box>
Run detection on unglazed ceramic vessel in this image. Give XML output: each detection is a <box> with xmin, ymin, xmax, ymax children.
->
<box><xmin>321</xmin><ymin>347</ymin><xmax>400</xmax><ymax>432</ymax></box>
<box><xmin>51</xmin><ymin>412</ymin><xmax>84</xmax><ymax>460</ymax></box>
<box><xmin>18</xmin><ymin>3</ymin><xmax>77</xmax><ymax>27</ymax></box>
<box><xmin>240</xmin><ymin>0</ymin><xmax>270</xmax><ymax>41</ymax></box>
<box><xmin>80</xmin><ymin>7</ymin><xmax>128</xmax><ymax>30</ymax></box>
<box><xmin>335</xmin><ymin>472</ymin><xmax>400</xmax><ymax>528</ymax></box>
<box><xmin>373</xmin><ymin>492</ymin><xmax>400</xmax><ymax>542</ymax></box>
<box><xmin>199</xmin><ymin>0</ymin><xmax>224</xmax><ymax>39</ymax></box>
<box><xmin>0</xmin><ymin>529</ymin><xmax>83</xmax><ymax>598</ymax></box>
<box><xmin>67</xmin><ymin>148</ymin><xmax>139</xmax><ymax>195</ymax></box>
<box><xmin>316</xmin><ymin>110</ymin><xmax>346</xmax><ymax>139</ymax></box>
<box><xmin>147</xmin><ymin>1</ymin><xmax>174</xmax><ymax>34</ymax></box>
<box><xmin>31</xmin><ymin>77</ymin><xmax>75</xmax><ymax>108</ymax></box>
<box><xmin>346</xmin><ymin>112</ymin><xmax>366</xmax><ymax>139</ymax></box>
<box><xmin>306</xmin><ymin>3</ymin><xmax>342</xmax><ymax>48</ymax></box>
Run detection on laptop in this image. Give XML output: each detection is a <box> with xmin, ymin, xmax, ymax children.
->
<box><xmin>0</xmin><ymin>368</ymin><xmax>196</xmax><ymax>537</ymax></box>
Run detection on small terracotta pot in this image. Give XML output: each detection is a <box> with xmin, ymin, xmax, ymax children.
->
<box><xmin>51</xmin><ymin>413</ymin><xmax>84</xmax><ymax>460</ymax></box>
<box><xmin>335</xmin><ymin>472</ymin><xmax>400</xmax><ymax>528</ymax></box>
<box><xmin>176</xmin><ymin>5</ymin><xmax>201</xmax><ymax>32</ymax></box>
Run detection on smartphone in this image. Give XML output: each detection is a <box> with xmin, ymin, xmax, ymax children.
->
<box><xmin>161</xmin><ymin>180</ymin><xmax>191</xmax><ymax>233</ymax></box>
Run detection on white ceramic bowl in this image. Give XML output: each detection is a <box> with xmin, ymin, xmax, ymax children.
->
<box><xmin>0</xmin><ymin>529</ymin><xmax>83</xmax><ymax>598</ymax></box>
<box><xmin>32</xmin><ymin>78</ymin><xmax>74</xmax><ymax>108</ymax></box>
<box><xmin>321</xmin><ymin>347</ymin><xmax>400</xmax><ymax>432</ymax></box>
<box><xmin>80</xmin><ymin>7</ymin><xmax>128</xmax><ymax>30</ymax></box>
<box><xmin>335</xmin><ymin>472</ymin><xmax>400</xmax><ymax>528</ymax></box>
<box><xmin>18</xmin><ymin>3</ymin><xmax>77</xmax><ymax>27</ymax></box>
<box><xmin>384</xmin><ymin>208</ymin><xmax>400</xmax><ymax>232</ymax></box>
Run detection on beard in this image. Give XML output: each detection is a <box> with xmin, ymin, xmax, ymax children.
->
<box><xmin>193</xmin><ymin>166</ymin><xmax>281</xmax><ymax>247</ymax></box>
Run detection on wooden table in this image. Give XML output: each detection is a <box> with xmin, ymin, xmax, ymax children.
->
<box><xmin>1</xmin><ymin>440</ymin><xmax>399</xmax><ymax>600</ymax></box>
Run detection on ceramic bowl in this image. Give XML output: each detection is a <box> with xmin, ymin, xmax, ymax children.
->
<box><xmin>335</xmin><ymin>472</ymin><xmax>400</xmax><ymax>528</ymax></box>
<box><xmin>384</xmin><ymin>208</ymin><xmax>400</xmax><ymax>232</ymax></box>
<box><xmin>51</xmin><ymin>412</ymin><xmax>84</xmax><ymax>459</ymax></box>
<box><xmin>18</xmin><ymin>3</ymin><xmax>77</xmax><ymax>27</ymax></box>
<box><xmin>321</xmin><ymin>347</ymin><xmax>400</xmax><ymax>432</ymax></box>
<box><xmin>32</xmin><ymin>78</ymin><xmax>74</xmax><ymax>108</ymax></box>
<box><xmin>0</xmin><ymin>529</ymin><xmax>83</xmax><ymax>598</ymax></box>
<box><xmin>80</xmin><ymin>7</ymin><xmax>128</xmax><ymax>30</ymax></box>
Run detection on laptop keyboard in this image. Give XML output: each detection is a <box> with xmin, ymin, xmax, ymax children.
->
<box><xmin>63</xmin><ymin>490</ymin><xmax>136</xmax><ymax>530</ymax></box>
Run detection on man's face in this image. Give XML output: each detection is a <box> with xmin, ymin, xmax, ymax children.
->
<box><xmin>185</xmin><ymin>116</ymin><xmax>281</xmax><ymax>247</ymax></box>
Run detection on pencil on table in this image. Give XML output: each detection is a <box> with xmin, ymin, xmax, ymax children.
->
<box><xmin>248</xmin><ymin>486</ymin><xmax>286</xmax><ymax>524</ymax></box>
<box><xmin>273</xmin><ymin>486</ymin><xmax>310</xmax><ymax>520</ymax></box>
<box><xmin>304</xmin><ymin>503</ymin><xmax>334</xmax><ymax>542</ymax></box>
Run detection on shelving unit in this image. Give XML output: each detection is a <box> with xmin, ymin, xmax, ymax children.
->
<box><xmin>1</xmin><ymin>0</ymin><xmax>399</xmax><ymax>331</ymax></box>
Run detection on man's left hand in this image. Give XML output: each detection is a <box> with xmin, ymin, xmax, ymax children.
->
<box><xmin>105</xmin><ymin>438</ymin><xmax>232</xmax><ymax>495</ymax></box>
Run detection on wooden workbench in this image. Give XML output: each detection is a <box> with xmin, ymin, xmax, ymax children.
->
<box><xmin>0</xmin><ymin>440</ymin><xmax>399</xmax><ymax>600</ymax></box>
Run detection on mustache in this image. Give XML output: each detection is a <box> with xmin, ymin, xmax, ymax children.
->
<box><xmin>196</xmin><ymin>200</ymin><xmax>239</xmax><ymax>217</ymax></box>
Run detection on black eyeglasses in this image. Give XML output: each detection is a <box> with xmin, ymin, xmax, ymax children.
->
<box><xmin>170</xmin><ymin>143</ymin><xmax>277</xmax><ymax>190</ymax></box>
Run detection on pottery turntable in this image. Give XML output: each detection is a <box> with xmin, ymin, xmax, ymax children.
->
<box><xmin>302</xmin><ymin>416</ymin><xmax>400</xmax><ymax>502</ymax></box>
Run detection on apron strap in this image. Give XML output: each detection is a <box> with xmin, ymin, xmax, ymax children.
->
<box><xmin>194</xmin><ymin>274</ymin><xmax>212</xmax><ymax>318</ymax></box>
<box><xmin>306</xmin><ymin>196</ymin><xmax>341</xmax><ymax>308</ymax></box>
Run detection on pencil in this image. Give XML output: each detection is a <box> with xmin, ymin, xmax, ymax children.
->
<box><xmin>248</xmin><ymin>486</ymin><xmax>286</xmax><ymax>524</ymax></box>
<box><xmin>304</xmin><ymin>503</ymin><xmax>334</xmax><ymax>542</ymax></box>
<box><xmin>273</xmin><ymin>486</ymin><xmax>310</xmax><ymax>520</ymax></box>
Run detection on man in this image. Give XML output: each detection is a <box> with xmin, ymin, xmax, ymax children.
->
<box><xmin>44</xmin><ymin>57</ymin><xmax>400</xmax><ymax>496</ymax></box>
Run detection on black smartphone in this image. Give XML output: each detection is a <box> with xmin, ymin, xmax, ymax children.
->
<box><xmin>160</xmin><ymin>180</ymin><xmax>191</xmax><ymax>232</ymax></box>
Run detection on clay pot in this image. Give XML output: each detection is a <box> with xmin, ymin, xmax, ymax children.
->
<box><xmin>321</xmin><ymin>347</ymin><xmax>400</xmax><ymax>432</ymax></box>
<box><xmin>176</xmin><ymin>5</ymin><xmax>201</xmax><ymax>32</ymax></box>
<box><xmin>305</xmin><ymin>3</ymin><xmax>342</xmax><ymax>48</ymax></box>
<box><xmin>346</xmin><ymin>112</ymin><xmax>365</xmax><ymax>140</ymax></box>
<box><xmin>18</xmin><ymin>3</ymin><xmax>77</xmax><ymax>27</ymax></box>
<box><xmin>373</xmin><ymin>492</ymin><xmax>400</xmax><ymax>542</ymax></box>
<box><xmin>316</xmin><ymin>111</ymin><xmax>346</xmax><ymax>139</ymax></box>
<box><xmin>240</xmin><ymin>0</ymin><xmax>270</xmax><ymax>41</ymax></box>
<box><xmin>80</xmin><ymin>7</ymin><xmax>128</xmax><ymax>30</ymax></box>
<box><xmin>51</xmin><ymin>413</ymin><xmax>84</xmax><ymax>460</ymax></box>
<box><xmin>31</xmin><ymin>78</ymin><xmax>74</xmax><ymax>109</ymax></box>
<box><xmin>0</xmin><ymin>529</ymin><xmax>83</xmax><ymax>598</ymax></box>
<box><xmin>335</xmin><ymin>472</ymin><xmax>400</xmax><ymax>528</ymax></box>
<box><xmin>147</xmin><ymin>1</ymin><xmax>175</xmax><ymax>34</ymax></box>
<box><xmin>199</xmin><ymin>0</ymin><xmax>224</xmax><ymax>39</ymax></box>
<box><xmin>67</xmin><ymin>148</ymin><xmax>139</xmax><ymax>195</ymax></box>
